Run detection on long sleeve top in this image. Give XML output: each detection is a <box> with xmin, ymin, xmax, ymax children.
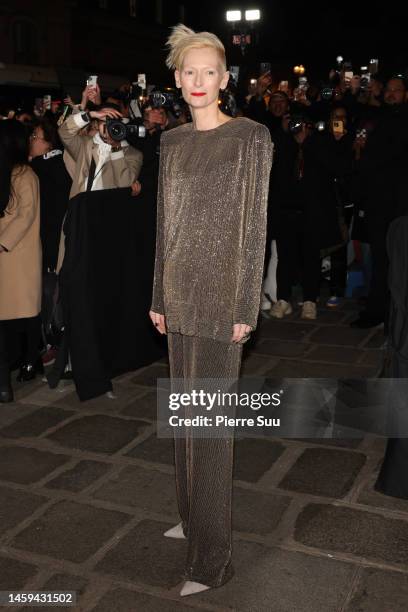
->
<box><xmin>151</xmin><ymin>117</ymin><xmax>273</xmax><ymax>343</ymax></box>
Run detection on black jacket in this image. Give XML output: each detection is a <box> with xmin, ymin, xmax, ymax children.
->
<box><xmin>31</xmin><ymin>153</ymin><xmax>71</xmax><ymax>271</ymax></box>
<box><xmin>268</xmin><ymin>129</ymin><xmax>353</xmax><ymax>248</ymax></box>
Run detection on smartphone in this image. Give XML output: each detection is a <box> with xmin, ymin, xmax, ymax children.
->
<box><xmin>332</xmin><ymin>120</ymin><xmax>344</xmax><ymax>135</ymax></box>
<box><xmin>278</xmin><ymin>80</ymin><xmax>288</xmax><ymax>92</ymax></box>
<box><xmin>369</xmin><ymin>59</ymin><xmax>379</xmax><ymax>75</ymax></box>
<box><xmin>137</xmin><ymin>73</ymin><xmax>146</xmax><ymax>90</ymax></box>
<box><xmin>344</xmin><ymin>71</ymin><xmax>354</xmax><ymax>83</ymax></box>
<box><xmin>43</xmin><ymin>95</ymin><xmax>51</xmax><ymax>110</ymax></box>
<box><xmin>87</xmin><ymin>75</ymin><xmax>98</xmax><ymax>88</ymax></box>
<box><xmin>260</xmin><ymin>62</ymin><xmax>271</xmax><ymax>76</ymax></box>
<box><xmin>298</xmin><ymin>76</ymin><xmax>308</xmax><ymax>91</ymax></box>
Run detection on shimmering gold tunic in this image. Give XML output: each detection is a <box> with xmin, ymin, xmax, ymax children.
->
<box><xmin>151</xmin><ymin>117</ymin><xmax>273</xmax><ymax>341</ymax></box>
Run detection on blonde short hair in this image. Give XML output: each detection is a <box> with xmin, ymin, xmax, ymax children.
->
<box><xmin>165</xmin><ymin>24</ymin><xmax>227</xmax><ymax>72</ymax></box>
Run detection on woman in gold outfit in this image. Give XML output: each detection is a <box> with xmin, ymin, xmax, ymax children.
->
<box><xmin>150</xmin><ymin>24</ymin><xmax>273</xmax><ymax>597</ymax></box>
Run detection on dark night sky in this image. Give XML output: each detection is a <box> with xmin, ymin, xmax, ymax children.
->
<box><xmin>182</xmin><ymin>0</ymin><xmax>407</xmax><ymax>81</ymax></box>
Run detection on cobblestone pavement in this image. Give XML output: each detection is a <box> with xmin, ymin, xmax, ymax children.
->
<box><xmin>1</xmin><ymin>299</ymin><xmax>407</xmax><ymax>612</ymax></box>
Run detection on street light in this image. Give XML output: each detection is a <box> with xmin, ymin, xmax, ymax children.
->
<box><xmin>226</xmin><ymin>10</ymin><xmax>242</xmax><ymax>22</ymax></box>
<box><xmin>225</xmin><ymin>8</ymin><xmax>261</xmax><ymax>56</ymax></box>
<box><xmin>245</xmin><ymin>9</ymin><xmax>260</xmax><ymax>21</ymax></box>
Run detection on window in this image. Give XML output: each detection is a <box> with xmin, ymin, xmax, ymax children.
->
<box><xmin>13</xmin><ymin>20</ymin><xmax>37</xmax><ymax>64</ymax></box>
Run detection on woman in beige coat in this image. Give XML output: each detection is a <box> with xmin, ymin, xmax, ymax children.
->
<box><xmin>0</xmin><ymin>120</ymin><xmax>42</xmax><ymax>402</ymax></box>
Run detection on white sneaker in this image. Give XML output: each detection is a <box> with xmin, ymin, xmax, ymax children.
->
<box><xmin>270</xmin><ymin>299</ymin><xmax>293</xmax><ymax>319</ymax></box>
<box><xmin>260</xmin><ymin>294</ymin><xmax>272</xmax><ymax>310</ymax></box>
<box><xmin>301</xmin><ymin>301</ymin><xmax>317</xmax><ymax>320</ymax></box>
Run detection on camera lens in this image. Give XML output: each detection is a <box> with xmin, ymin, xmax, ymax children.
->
<box><xmin>106</xmin><ymin>119</ymin><xmax>126</xmax><ymax>141</ymax></box>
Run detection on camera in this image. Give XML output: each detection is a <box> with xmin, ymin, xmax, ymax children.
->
<box><xmin>288</xmin><ymin>115</ymin><xmax>304</xmax><ymax>134</ymax></box>
<box><xmin>147</xmin><ymin>89</ymin><xmax>183</xmax><ymax>118</ymax></box>
<box><xmin>321</xmin><ymin>87</ymin><xmax>334</xmax><ymax>101</ymax></box>
<box><xmin>106</xmin><ymin>117</ymin><xmax>146</xmax><ymax>141</ymax></box>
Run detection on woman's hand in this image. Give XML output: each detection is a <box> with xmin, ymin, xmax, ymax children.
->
<box><xmin>130</xmin><ymin>181</ymin><xmax>142</xmax><ymax>196</ymax></box>
<box><xmin>149</xmin><ymin>310</ymin><xmax>166</xmax><ymax>334</ymax></box>
<box><xmin>231</xmin><ymin>323</ymin><xmax>251</xmax><ymax>343</ymax></box>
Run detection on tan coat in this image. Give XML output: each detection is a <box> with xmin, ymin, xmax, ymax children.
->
<box><xmin>0</xmin><ymin>166</ymin><xmax>42</xmax><ymax>320</ymax></box>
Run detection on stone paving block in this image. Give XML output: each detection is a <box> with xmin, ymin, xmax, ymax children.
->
<box><xmin>120</xmin><ymin>390</ymin><xmax>157</xmax><ymax>420</ymax></box>
<box><xmin>240</xmin><ymin>353</ymin><xmax>272</xmax><ymax>376</ymax></box>
<box><xmin>15</xmin><ymin>381</ymin><xmax>76</xmax><ymax>407</ymax></box>
<box><xmin>52</xmin><ymin>382</ymin><xmax>144</xmax><ymax>413</ymax></box>
<box><xmin>126</xmin><ymin>434</ymin><xmax>174</xmax><ymax>466</ymax></box>
<box><xmin>279</xmin><ymin>448</ymin><xmax>366</xmax><ymax>498</ymax></box>
<box><xmin>359</xmin><ymin>350</ymin><xmax>385</xmax><ymax>368</ymax></box>
<box><xmin>0</xmin><ymin>554</ymin><xmax>38</xmax><ymax>590</ymax></box>
<box><xmin>21</xmin><ymin>573</ymin><xmax>89</xmax><ymax>612</ymax></box>
<box><xmin>265</xmin><ymin>359</ymin><xmax>374</xmax><ymax>378</ymax></box>
<box><xmin>346</xmin><ymin>567</ymin><xmax>408</xmax><ymax>612</ymax></box>
<box><xmin>295</xmin><ymin>503</ymin><xmax>408</xmax><ymax>565</ymax></box>
<box><xmin>0</xmin><ymin>485</ymin><xmax>48</xmax><ymax>536</ymax></box>
<box><xmin>46</xmin><ymin>415</ymin><xmax>148</xmax><ymax>454</ymax></box>
<box><xmin>92</xmin><ymin>465</ymin><xmax>178</xmax><ymax>517</ymax></box>
<box><xmin>0</xmin><ymin>447</ymin><xmax>70</xmax><ymax>485</ymax></box>
<box><xmin>311</xmin><ymin>310</ymin><xmax>350</xmax><ymax>324</ymax></box>
<box><xmin>357</xmin><ymin>475</ymin><xmax>408</xmax><ymax>514</ymax></box>
<box><xmin>12</xmin><ymin>500</ymin><xmax>130</xmax><ymax>563</ymax></box>
<box><xmin>304</xmin><ymin>346</ymin><xmax>363</xmax><ymax>364</ymax></box>
<box><xmin>92</xmin><ymin>588</ymin><xmax>197</xmax><ymax>612</ymax></box>
<box><xmin>364</xmin><ymin>329</ymin><xmax>386</xmax><ymax>349</ymax></box>
<box><xmin>233</xmin><ymin>487</ymin><xmax>290</xmax><ymax>535</ymax></box>
<box><xmin>0</xmin><ymin>403</ymin><xmax>39</xmax><ymax>430</ymax></box>
<box><xmin>258</xmin><ymin>321</ymin><xmax>315</xmax><ymax>341</ymax></box>
<box><xmin>0</xmin><ymin>407</ymin><xmax>74</xmax><ymax>439</ymax></box>
<box><xmin>95</xmin><ymin>519</ymin><xmax>186</xmax><ymax>587</ymax></box>
<box><xmin>130</xmin><ymin>364</ymin><xmax>170</xmax><ymax>388</ymax></box>
<box><xmin>195</xmin><ymin>540</ymin><xmax>355</xmax><ymax>611</ymax></box>
<box><xmin>234</xmin><ymin>438</ymin><xmax>285</xmax><ymax>483</ymax></box>
<box><xmin>309</xmin><ymin>326</ymin><xmax>372</xmax><ymax>347</ymax></box>
<box><xmin>45</xmin><ymin>460</ymin><xmax>111</xmax><ymax>492</ymax></box>
<box><xmin>253</xmin><ymin>339</ymin><xmax>309</xmax><ymax>358</ymax></box>
<box><xmin>296</xmin><ymin>438</ymin><xmax>362</xmax><ymax>449</ymax></box>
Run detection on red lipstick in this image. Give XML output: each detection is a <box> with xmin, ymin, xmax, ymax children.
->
<box><xmin>191</xmin><ymin>92</ymin><xmax>206</xmax><ymax>96</ymax></box>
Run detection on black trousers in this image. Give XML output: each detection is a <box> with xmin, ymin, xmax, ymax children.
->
<box><xmin>3</xmin><ymin>316</ymin><xmax>42</xmax><ymax>366</ymax></box>
<box><xmin>364</xmin><ymin>226</ymin><xmax>388</xmax><ymax>323</ymax></box>
<box><xmin>275</xmin><ymin>211</ymin><xmax>321</xmax><ymax>302</ymax></box>
<box><xmin>0</xmin><ymin>322</ymin><xmax>9</xmax><ymax>387</ymax></box>
<box><xmin>329</xmin><ymin>207</ymin><xmax>353</xmax><ymax>297</ymax></box>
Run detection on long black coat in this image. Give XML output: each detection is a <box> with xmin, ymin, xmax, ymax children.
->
<box><xmin>31</xmin><ymin>153</ymin><xmax>71</xmax><ymax>271</ymax></box>
<box><xmin>353</xmin><ymin>104</ymin><xmax>408</xmax><ymax>234</ymax></box>
<box><xmin>268</xmin><ymin>129</ymin><xmax>353</xmax><ymax>249</ymax></box>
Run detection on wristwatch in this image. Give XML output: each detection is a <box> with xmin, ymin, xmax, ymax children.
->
<box><xmin>111</xmin><ymin>145</ymin><xmax>121</xmax><ymax>152</ymax></box>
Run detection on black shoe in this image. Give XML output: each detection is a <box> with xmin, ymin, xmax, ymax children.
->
<box><xmin>0</xmin><ymin>387</ymin><xmax>14</xmax><ymax>403</ymax></box>
<box><xmin>16</xmin><ymin>362</ymin><xmax>40</xmax><ymax>382</ymax></box>
<box><xmin>350</xmin><ymin>315</ymin><xmax>384</xmax><ymax>329</ymax></box>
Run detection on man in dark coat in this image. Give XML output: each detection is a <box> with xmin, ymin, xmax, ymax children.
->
<box><xmin>351</xmin><ymin>77</ymin><xmax>408</xmax><ymax>328</ymax></box>
<box><xmin>269</xmin><ymin>114</ymin><xmax>353</xmax><ymax>320</ymax></box>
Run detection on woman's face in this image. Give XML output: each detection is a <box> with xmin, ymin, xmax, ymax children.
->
<box><xmin>29</xmin><ymin>126</ymin><xmax>51</xmax><ymax>158</ymax></box>
<box><xmin>175</xmin><ymin>47</ymin><xmax>229</xmax><ymax>111</ymax></box>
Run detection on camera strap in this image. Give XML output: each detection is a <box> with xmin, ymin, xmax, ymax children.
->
<box><xmin>86</xmin><ymin>157</ymin><xmax>97</xmax><ymax>191</ymax></box>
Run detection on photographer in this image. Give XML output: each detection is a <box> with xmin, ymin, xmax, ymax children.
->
<box><xmin>247</xmin><ymin>73</ymin><xmax>290</xmax><ymax>133</ymax></box>
<box><xmin>350</xmin><ymin>76</ymin><xmax>408</xmax><ymax>328</ymax></box>
<box><xmin>58</xmin><ymin>103</ymin><xmax>143</xmax><ymax>199</ymax></box>
<box><xmin>269</xmin><ymin>112</ymin><xmax>352</xmax><ymax>320</ymax></box>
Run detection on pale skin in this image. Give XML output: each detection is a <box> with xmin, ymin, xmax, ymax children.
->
<box><xmin>149</xmin><ymin>46</ymin><xmax>251</xmax><ymax>343</ymax></box>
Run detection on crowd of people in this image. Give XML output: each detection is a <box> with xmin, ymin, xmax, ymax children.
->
<box><xmin>0</xmin><ymin>61</ymin><xmax>408</xmax><ymax>403</ymax></box>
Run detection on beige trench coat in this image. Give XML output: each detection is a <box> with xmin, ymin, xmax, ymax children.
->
<box><xmin>0</xmin><ymin>166</ymin><xmax>42</xmax><ymax>320</ymax></box>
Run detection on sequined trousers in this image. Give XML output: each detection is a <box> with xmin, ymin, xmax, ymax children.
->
<box><xmin>167</xmin><ymin>331</ymin><xmax>243</xmax><ymax>588</ymax></box>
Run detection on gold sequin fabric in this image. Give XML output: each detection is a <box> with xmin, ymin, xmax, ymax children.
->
<box><xmin>168</xmin><ymin>331</ymin><xmax>242</xmax><ymax>587</ymax></box>
<box><xmin>151</xmin><ymin>117</ymin><xmax>273</xmax><ymax>343</ymax></box>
